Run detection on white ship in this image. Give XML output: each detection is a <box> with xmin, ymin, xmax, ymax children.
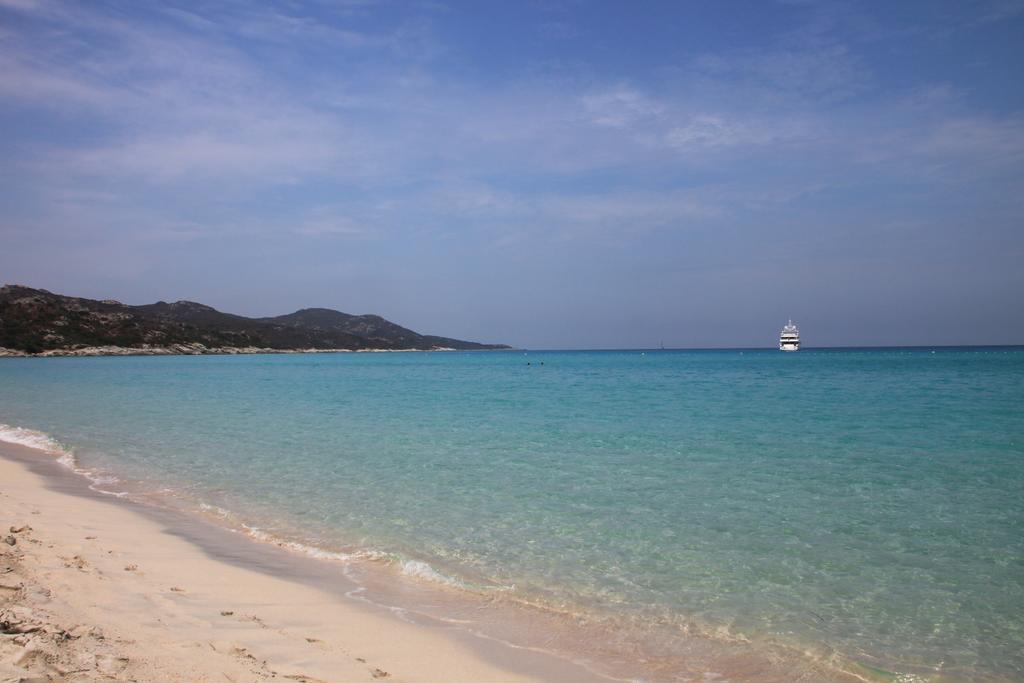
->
<box><xmin>779</xmin><ymin>320</ymin><xmax>800</xmax><ymax>351</ymax></box>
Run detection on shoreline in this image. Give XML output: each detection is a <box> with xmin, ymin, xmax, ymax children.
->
<box><xmin>0</xmin><ymin>427</ymin><xmax>916</xmax><ymax>683</ymax></box>
<box><xmin>0</xmin><ymin>439</ymin><xmax>608</xmax><ymax>682</ymax></box>
<box><xmin>2</xmin><ymin>345</ymin><xmax>1018</xmax><ymax>359</ymax></box>
<box><xmin>0</xmin><ymin>345</ymin><xmax>502</xmax><ymax>358</ymax></box>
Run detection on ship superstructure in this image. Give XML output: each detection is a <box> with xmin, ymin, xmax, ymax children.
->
<box><xmin>779</xmin><ymin>320</ymin><xmax>800</xmax><ymax>351</ymax></box>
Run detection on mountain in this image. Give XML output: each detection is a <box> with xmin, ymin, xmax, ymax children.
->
<box><xmin>260</xmin><ymin>308</ymin><xmax>424</xmax><ymax>348</ymax></box>
<box><xmin>0</xmin><ymin>285</ymin><xmax>508</xmax><ymax>355</ymax></box>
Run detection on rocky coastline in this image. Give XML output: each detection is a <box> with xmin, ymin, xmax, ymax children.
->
<box><xmin>0</xmin><ymin>344</ymin><xmax>460</xmax><ymax>358</ymax></box>
<box><xmin>0</xmin><ymin>284</ymin><xmax>508</xmax><ymax>355</ymax></box>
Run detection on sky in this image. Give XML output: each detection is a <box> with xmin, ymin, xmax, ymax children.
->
<box><xmin>1</xmin><ymin>0</ymin><xmax>1022</xmax><ymax>349</ymax></box>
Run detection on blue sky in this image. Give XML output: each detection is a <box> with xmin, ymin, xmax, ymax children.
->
<box><xmin>1</xmin><ymin>0</ymin><xmax>1022</xmax><ymax>348</ymax></box>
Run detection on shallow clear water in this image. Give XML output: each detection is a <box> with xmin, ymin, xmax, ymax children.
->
<box><xmin>1</xmin><ymin>348</ymin><xmax>1022</xmax><ymax>680</ymax></box>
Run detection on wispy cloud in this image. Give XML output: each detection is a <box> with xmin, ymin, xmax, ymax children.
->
<box><xmin>918</xmin><ymin>115</ymin><xmax>1024</xmax><ymax>164</ymax></box>
<box><xmin>1</xmin><ymin>0</ymin><xmax>1023</xmax><ymax>346</ymax></box>
<box><xmin>665</xmin><ymin>114</ymin><xmax>817</xmax><ymax>151</ymax></box>
<box><xmin>0</xmin><ymin>0</ymin><xmax>42</xmax><ymax>10</ymax></box>
<box><xmin>695</xmin><ymin>43</ymin><xmax>870</xmax><ymax>102</ymax></box>
<box><xmin>581</xmin><ymin>86</ymin><xmax>665</xmax><ymax>128</ymax></box>
<box><xmin>973</xmin><ymin>0</ymin><xmax>1024</xmax><ymax>25</ymax></box>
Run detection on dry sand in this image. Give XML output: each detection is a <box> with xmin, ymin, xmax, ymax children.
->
<box><xmin>0</xmin><ymin>441</ymin><xmax>606</xmax><ymax>682</ymax></box>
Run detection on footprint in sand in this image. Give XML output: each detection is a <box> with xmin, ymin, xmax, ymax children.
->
<box><xmin>95</xmin><ymin>654</ymin><xmax>129</xmax><ymax>676</ymax></box>
<box><xmin>61</xmin><ymin>555</ymin><xmax>90</xmax><ymax>571</ymax></box>
<box><xmin>243</xmin><ymin>614</ymin><xmax>267</xmax><ymax>628</ymax></box>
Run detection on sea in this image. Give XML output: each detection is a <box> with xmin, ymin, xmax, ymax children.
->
<box><xmin>1</xmin><ymin>348</ymin><xmax>1022</xmax><ymax>682</ymax></box>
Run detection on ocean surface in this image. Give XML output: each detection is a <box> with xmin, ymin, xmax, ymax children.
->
<box><xmin>1</xmin><ymin>348</ymin><xmax>1022</xmax><ymax>681</ymax></box>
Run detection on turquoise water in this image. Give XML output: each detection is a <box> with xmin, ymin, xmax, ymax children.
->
<box><xmin>1</xmin><ymin>348</ymin><xmax>1022</xmax><ymax>680</ymax></box>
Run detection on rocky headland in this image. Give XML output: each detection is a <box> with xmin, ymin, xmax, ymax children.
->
<box><xmin>0</xmin><ymin>285</ymin><xmax>508</xmax><ymax>357</ymax></box>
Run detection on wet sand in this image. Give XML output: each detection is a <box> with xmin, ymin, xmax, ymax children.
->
<box><xmin>0</xmin><ymin>437</ymin><xmax>883</xmax><ymax>683</ymax></box>
<box><xmin>0</xmin><ymin>440</ymin><xmax>606</xmax><ymax>682</ymax></box>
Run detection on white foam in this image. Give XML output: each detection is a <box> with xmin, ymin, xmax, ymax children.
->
<box><xmin>56</xmin><ymin>451</ymin><xmax>79</xmax><ymax>469</ymax></box>
<box><xmin>91</xmin><ymin>487</ymin><xmax>130</xmax><ymax>498</ymax></box>
<box><xmin>240</xmin><ymin>524</ymin><xmax>360</xmax><ymax>563</ymax></box>
<box><xmin>0</xmin><ymin>422</ymin><xmax>124</xmax><ymax>496</ymax></box>
<box><xmin>0</xmin><ymin>423</ymin><xmax>66</xmax><ymax>454</ymax></box>
<box><xmin>1</xmin><ymin>423</ymin><xmax>503</xmax><ymax>597</ymax></box>
<box><xmin>199</xmin><ymin>503</ymin><xmax>234</xmax><ymax>519</ymax></box>
<box><xmin>400</xmin><ymin>559</ymin><xmax>466</xmax><ymax>588</ymax></box>
<box><xmin>396</xmin><ymin>558</ymin><xmax>514</xmax><ymax>593</ymax></box>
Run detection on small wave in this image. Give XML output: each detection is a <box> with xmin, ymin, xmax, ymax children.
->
<box><xmin>0</xmin><ymin>423</ymin><xmax>67</xmax><ymax>454</ymax></box>
<box><xmin>397</xmin><ymin>558</ymin><xmax>515</xmax><ymax>593</ymax></box>
<box><xmin>199</xmin><ymin>502</ymin><xmax>235</xmax><ymax>520</ymax></box>
<box><xmin>240</xmin><ymin>524</ymin><xmax>364</xmax><ymax>563</ymax></box>
<box><xmin>229</xmin><ymin>518</ymin><xmax>492</xmax><ymax>595</ymax></box>
<box><xmin>56</xmin><ymin>451</ymin><xmax>79</xmax><ymax>469</ymax></box>
<box><xmin>0</xmin><ymin>422</ymin><xmax>125</xmax><ymax>496</ymax></box>
<box><xmin>400</xmin><ymin>559</ymin><xmax>468</xmax><ymax>588</ymax></box>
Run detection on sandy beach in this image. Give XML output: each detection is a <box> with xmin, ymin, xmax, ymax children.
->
<box><xmin>0</xmin><ymin>440</ymin><xmax>605</xmax><ymax>682</ymax></box>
